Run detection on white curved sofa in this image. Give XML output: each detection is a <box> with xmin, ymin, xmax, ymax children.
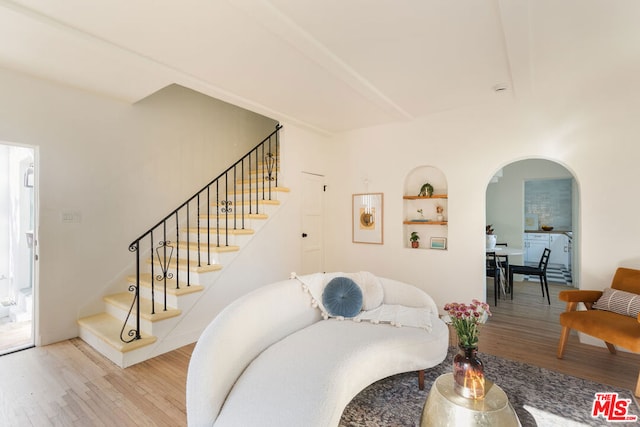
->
<box><xmin>186</xmin><ymin>272</ymin><xmax>448</xmax><ymax>427</ymax></box>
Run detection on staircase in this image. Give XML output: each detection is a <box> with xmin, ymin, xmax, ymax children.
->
<box><xmin>78</xmin><ymin>126</ymin><xmax>288</xmax><ymax>367</ymax></box>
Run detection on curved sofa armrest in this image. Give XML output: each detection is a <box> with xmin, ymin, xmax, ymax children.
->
<box><xmin>186</xmin><ymin>278</ymin><xmax>321</xmax><ymax>426</ymax></box>
<box><xmin>558</xmin><ymin>290</ymin><xmax>603</xmax><ymax>304</ymax></box>
<box><xmin>379</xmin><ymin>277</ymin><xmax>438</xmax><ymax>313</ymax></box>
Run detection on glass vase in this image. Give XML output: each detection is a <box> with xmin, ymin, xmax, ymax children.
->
<box><xmin>452</xmin><ymin>345</ymin><xmax>485</xmax><ymax>399</ymax></box>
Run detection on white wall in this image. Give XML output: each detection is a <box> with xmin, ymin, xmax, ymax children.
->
<box><xmin>323</xmin><ymin>91</ymin><xmax>640</xmax><ymax>311</ymax></box>
<box><xmin>0</xmin><ymin>69</ymin><xmax>277</xmax><ymax>345</ymax></box>
<box><xmin>3</xmin><ymin>62</ymin><xmax>640</xmax><ymax>347</ymax></box>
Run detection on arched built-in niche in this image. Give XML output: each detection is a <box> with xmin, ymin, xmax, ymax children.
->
<box><xmin>403</xmin><ymin>166</ymin><xmax>448</xmax><ymax>250</ymax></box>
<box><xmin>486</xmin><ymin>159</ymin><xmax>579</xmax><ymax>290</ymax></box>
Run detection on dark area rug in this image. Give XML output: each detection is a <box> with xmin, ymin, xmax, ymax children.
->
<box><xmin>340</xmin><ymin>347</ymin><xmax>640</xmax><ymax>426</ymax></box>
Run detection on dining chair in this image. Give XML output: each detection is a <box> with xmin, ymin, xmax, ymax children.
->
<box><xmin>495</xmin><ymin>243</ymin><xmax>510</xmax><ymax>294</ymax></box>
<box><xmin>508</xmin><ymin>248</ymin><xmax>552</xmax><ymax>304</ymax></box>
<box><xmin>486</xmin><ymin>251</ymin><xmax>504</xmax><ymax>306</ymax></box>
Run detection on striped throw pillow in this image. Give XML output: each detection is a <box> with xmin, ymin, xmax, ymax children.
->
<box><xmin>594</xmin><ymin>288</ymin><xmax>640</xmax><ymax>318</ymax></box>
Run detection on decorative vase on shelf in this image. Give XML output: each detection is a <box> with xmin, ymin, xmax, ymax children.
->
<box><xmin>453</xmin><ymin>345</ymin><xmax>485</xmax><ymax>400</ymax></box>
<box><xmin>486</xmin><ymin>234</ymin><xmax>497</xmax><ymax>250</ymax></box>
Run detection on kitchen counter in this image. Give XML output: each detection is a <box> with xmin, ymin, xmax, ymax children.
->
<box><xmin>525</xmin><ymin>229</ymin><xmax>571</xmax><ymax>235</ymax></box>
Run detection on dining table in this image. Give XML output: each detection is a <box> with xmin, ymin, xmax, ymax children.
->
<box><xmin>485</xmin><ymin>246</ymin><xmax>524</xmax><ymax>256</ymax></box>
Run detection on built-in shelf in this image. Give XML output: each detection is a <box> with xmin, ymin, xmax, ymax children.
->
<box><xmin>403</xmin><ymin>221</ymin><xmax>448</xmax><ymax>225</ymax></box>
<box><xmin>403</xmin><ymin>195</ymin><xmax>448</xmax><ymax>200</ymax></box>
<box><xmin>403</xmin><ymin>166</ymin><xmax>448</xmax><ymax>250</ymax></box>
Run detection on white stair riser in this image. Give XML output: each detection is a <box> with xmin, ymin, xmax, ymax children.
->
<box><xmin>228</xmin><ymin>190</ymin><xmax>288</xmax><ymax>202</ymax></box>
<box><xmin>138</xmin><ymin>286</ymin><xmax>180</xmax><ymax>307</ymax></box>
<box><xmin>137</xmin><ymin>286</ymin><xmax>203</xmax><ymax>309</ymax></box>
<box><xmin>174</xmin><ymin>247</ymin><xmax>239</xmax><ymax>265</ymax></box>
<box><xmin>104</xmin><ymin>303</ymin><xmax>179</xmax><ymax>338</ymax></box>
<box><xmin>78</xmin><ymin>327</ymin><xmax>127</xmax><ymax>368</ymax></box>
<box><xmin>149</xmin><ymin>253</ymin><xmax>221</xmax><ymax>267</ymax></box>
<box><xmin>180</xmin><ymin>232</ymin><xmax>254</xmax><ymax>247</ymax></box>
<box><xmin>210</xmin><ymin>199</ymin><xmax>279</xmax><ymax>210</ymax></box>
<box><xmin>143</xmin><ymin>264</ymin><xmax>222</xmax><ymax>283</ymax></box>
<box><xmin>196</xmin><ymin>218</ymin><xmax>268</xmax><ymax>233</ymax></box>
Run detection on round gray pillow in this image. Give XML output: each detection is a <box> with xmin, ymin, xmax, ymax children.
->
<box><xmin>322</xmin><ymin>277</ymin><xmax>363</xmax><ymax>318</ymax></box>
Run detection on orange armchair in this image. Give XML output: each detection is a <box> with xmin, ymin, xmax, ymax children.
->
<box><xmin>557</xmin><ymin>267</ymin><xmax>640</xmax><ymax>396</ymax></box>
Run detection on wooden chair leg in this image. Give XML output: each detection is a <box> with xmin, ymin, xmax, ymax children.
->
<box><xmin>605</xmin><ymin>342</ymin><xmax>617</xmax><ymax>354</ymax></box>
<box><xmin>418</xmin><ymin>369</ymin><xmax>425</xmax><ymax>390</ymax></box>
<box><xmin>557</xmin><ymin>326</ymin><xmax>572</xmax><ymax>358</ymax></box>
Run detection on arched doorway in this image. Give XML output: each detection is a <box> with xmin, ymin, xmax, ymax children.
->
<box><xmin>485</xmin><ymin>158</ymin><xmax>579</xmax><ymax>303</ymax></box>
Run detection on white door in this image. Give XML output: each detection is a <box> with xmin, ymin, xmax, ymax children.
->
<box><xmin>301</xmin><ymin>172</ymin><xmax>324</xmax><ymax>274</ymax></box>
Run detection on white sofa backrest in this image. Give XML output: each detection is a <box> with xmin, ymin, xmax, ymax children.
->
<box><xmin>186</xmin><ymin>278</ymin><xmax>321</xmax><ymax>426</ymax></box>
<box><xmin>379</xmin><ymin>277</ymin><xmax>439</xmax><ymax>313</ymax></box>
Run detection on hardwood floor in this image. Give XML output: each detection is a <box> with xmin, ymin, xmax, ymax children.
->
<box><xmin>0</xmin><ymin>318</ymin><xmax>32</xmax><ymax>354</ymax></box>
<box><xmin>483</xmin><ymin>279</ymin><xmax>640</xmax><ymax>392</ymax></box>
<box><xmin>0</xmin><ymin>338</ymin><xmax>193</xmax><ymax>426</ymax></box>
<box><xmin>0</xmin><ymin>280</ymin><xmax>638</xmax><ymax>426</ymax></box>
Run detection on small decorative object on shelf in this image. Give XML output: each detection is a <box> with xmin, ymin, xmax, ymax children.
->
<box><xmin>436</xmin><ymin>204</ymin><xmax>444</xmax><ymax>222</ymax></box>
<box><xmin>409</xmin><ymin>231</ymin><xmax>420</xmax><ymax>248</ymax></box>
<box><xmin>443</xmin><ymin>300</ymin><xmax>492</xmax><ymax>400</ymax></box>
<box><xmin>430</xmin><ymin>237</ymin><xmax>447</xmax><ymax>250</ymax></box>
<box><xmin>418</xmin><ymin>182</ymin><xmax>434</xmax><ymax>197</ymax></box>
<box><xmin>486</xmin><ymin>224</ymin><xmax>496</xmax><ymax>250</ymax></box>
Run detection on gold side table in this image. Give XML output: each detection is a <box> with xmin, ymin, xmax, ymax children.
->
<box><xmin>421</xmin><ymin>373</ymin><xmax>520</xmax><ymax>426</ymax></box>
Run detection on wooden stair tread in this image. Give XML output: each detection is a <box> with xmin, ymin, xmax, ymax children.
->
<box><xmin>199</xmin><ymin>213</ymin><xmax>268</xmax><ymax>220</ymax></box>
<box><xmin>183</xmin><ymin>227</ymin><xmax>255</xmax><ymax>235</ymax></box>
<box><xmin>127</xmin><ymin>274</ymin><xmax>204</xmax><ymax>296</ymax></box>
<box><xmin>237</xmin><ymin>178</ymin><xmax>281</xmax><ymax>185</ymax></box>
<box><xmin>210</xmin><ymin>199</ymin><xmax>280</xmax><ymax>206</ymax></box>
<box><xmin>104</xmin><ymin>292</ymin><xmax>182</xmax><ymax>321</ymax></box>
<box><xmin>230</xmin><ymin>186</ymin><xmax>290</xmax><ymax>194</ymax></box>
<box><xmin>176</xmin><ymin>241</ymin><xmax>240</xmax><ymax>252</ymax></box>
<box><xmin>78</xmin><ymin>313</ymin><xmax>157</xmax><ymax>353</ymax></box>
<box><xmin>145</xmin><ymin>257</ymin><xmax>223</xmax><ymax>273</ymax></box>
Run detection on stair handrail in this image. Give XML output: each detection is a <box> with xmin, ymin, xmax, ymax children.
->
<box><xmin>122</xmin><ymin>124</ymin><xmax>282</xmax><ymax>343</ymax></box>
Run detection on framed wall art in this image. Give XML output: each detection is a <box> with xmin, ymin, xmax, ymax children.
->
<box><xmin>430</xmin><ymin>237</ymin><xmax>447</xmax><ymax>250</ymax></box>
<box><xmin>352</xmin><ymin>193</ymin><xmax>384</xmax><ymax>244</ymax></box>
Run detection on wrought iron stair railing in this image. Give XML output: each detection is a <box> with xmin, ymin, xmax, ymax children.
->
<box><xmin>121</xmin><ymin>124</ymin><xmax>282</xmax><ymax>343</ymax></box>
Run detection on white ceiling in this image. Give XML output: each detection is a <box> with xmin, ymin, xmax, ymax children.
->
<box><xmin>1</xmin><ymin>0</ymin><xmax>639</xmax><ymax>133</ymax></box>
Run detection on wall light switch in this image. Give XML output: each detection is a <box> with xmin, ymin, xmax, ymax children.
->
<box><xmin>61</xmin><ymin>211</ymin><xmax>81</xmax><ymax>223</ymax></box>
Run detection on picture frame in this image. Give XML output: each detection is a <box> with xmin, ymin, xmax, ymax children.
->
<box><xmin>352</xmin><ymin>193</ymin><xmax>383</xmax><ymax>244</ymax></box>
<box><xmin>430</xmin><ymin>237</ymin><xmax>447</xmax><ymax>250</ymax></box>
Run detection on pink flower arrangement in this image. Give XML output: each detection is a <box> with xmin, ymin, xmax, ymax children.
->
<box><xmin>443</xmin><ymin>300</ymin><xmax>492</xmax><ymax>348</ymax></box>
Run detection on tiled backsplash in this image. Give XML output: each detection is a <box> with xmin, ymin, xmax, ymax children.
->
<box><xmin>524</xmin><ymin>178</ymin><xmax>572</xmax><ymax>230</ymax></box>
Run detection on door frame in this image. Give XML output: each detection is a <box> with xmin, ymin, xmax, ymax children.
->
<box><xmin>0</xmin><ymin>141</ymin><xmax>38</xmax><ymax>354</ymax></box>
